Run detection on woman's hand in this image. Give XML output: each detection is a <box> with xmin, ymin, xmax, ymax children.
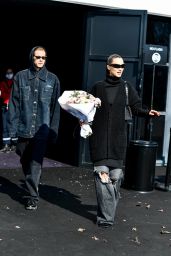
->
<box><xmin>149</xmin><ymin>110</ymin><xmax>160</xmax><ymax>116</ymax></box>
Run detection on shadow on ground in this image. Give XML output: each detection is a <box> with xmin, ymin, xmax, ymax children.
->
<box><xmin>1</xmin><ymin>166</ymin><xmax>171</xmax><ymax>256</ymax></box>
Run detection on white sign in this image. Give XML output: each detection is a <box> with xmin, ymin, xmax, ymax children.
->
<box><xmin>152</xmin><ymin>53</ymin><xmax>161</xmax><ymax>64</ymax></box>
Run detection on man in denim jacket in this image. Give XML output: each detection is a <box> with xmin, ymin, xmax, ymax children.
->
<box><xmin>7</xmin><ymin>46</ymin><xmax>60</xmax><ymax>210</ymax></box>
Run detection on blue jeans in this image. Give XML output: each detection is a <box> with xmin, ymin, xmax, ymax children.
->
<box><xmin>94</xmin><ymin>166</ymin><xmax>123</xmax><ymax>225</ymax></box>
<box><xmin>1</xmin><ymin>107</ymin><xmax>10</xmax><ymax>144</ymax></box>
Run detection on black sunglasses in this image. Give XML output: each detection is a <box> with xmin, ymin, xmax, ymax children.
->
<box><xmin>109</xmin><ymin>64</ymin><xmax>125</xmax><ymax>68</ymax></box>
<box><xmin>34</xmin><ymin>56</ymin><xmax>47</xmax><ymax>60</ymax></box>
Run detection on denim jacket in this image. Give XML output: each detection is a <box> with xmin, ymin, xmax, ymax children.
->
<box><xmin>7</xmin><ymin>66</ymin><xmax>60</xmax><ymax>143</ymax></box>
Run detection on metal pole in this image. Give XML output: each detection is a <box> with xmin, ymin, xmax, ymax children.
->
<box><xmin>163</xmin><ymin>34</ymin><xmax>171</xmax><ymax>164</ymax></box>
<box><xmin>155</xmin><ymin>128</ymin><xmax>171</xmax><ymax>191</ymax></box>
<box><xmin>165</xmin><ymin>127</ymin><xmax>171</xmax><ymax>190</ymax></box>
<box><xmin>147</xmin><ymin>64</ymin><xmax>156</xmax><ymax>141</ymax></box>
<box><xmin>151</xmin><ymin>64</ymin><xmax>156</xmax><ymax>110</ymax></box>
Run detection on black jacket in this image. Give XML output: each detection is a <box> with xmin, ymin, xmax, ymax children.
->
<box><xmin>89</xmin><ymin>77</ymin><xmax>149</xmax><ymax>166</ymax></box>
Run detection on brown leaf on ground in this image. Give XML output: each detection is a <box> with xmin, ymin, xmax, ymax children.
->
<box><xmin>136</xmin><ymin>202</ymin><xmax>142</xmax><ymax>207</ymax></box>
<box><xmin>131</xmin><ymin>236</ymin><xmax>141</xmax><ymax>245</ymax></box>
<box><xmin>92</xmin><ymin>235</ymin><xmax>99</xmax><ymax>241</ymax></box>
<box><xmin>77</xmin><ymin>228</ymin><xmax>86</xmax><ymax>232</ymax></box>
<box><xmin>157</xmin><ymin>209</ymin><xmax>164</xmax><ymax>212</ymax></box>
<box><xmin>160</xmin><ymin>229</ymin><xmax>171</xmax><ymax>234</ymax></box>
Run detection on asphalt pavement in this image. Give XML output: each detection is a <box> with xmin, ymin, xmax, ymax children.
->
<box><xmin>0</xmin><ymin>153</ymin><xmax>171</xmax><ymax>256</ymax></box>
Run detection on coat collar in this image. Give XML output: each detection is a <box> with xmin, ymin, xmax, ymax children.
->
<box><xmin>105</xmin><ymin>75</ymin><xmax>124</xmax><ymax>87</ymax></box>
<box><xmin>28</xmin><ymin>66</ymin><xmax>48</xmax><ymax>81</ymax></box>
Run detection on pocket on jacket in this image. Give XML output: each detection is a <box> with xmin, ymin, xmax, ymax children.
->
<box><xmin>21</xmin><ymin>86</ymin><xmax>30</xmax><ymax>101</ymax></box>
<box><xmin>41</xmin><ymin>84</ymin><xmax>53</xmax><ymax>102</ymax></box>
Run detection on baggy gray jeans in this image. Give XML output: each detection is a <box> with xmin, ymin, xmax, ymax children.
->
<box><xmin>16</xmin><ymin>136</ymin><xmax>48</xmax><ymax>201</ymax></box>
<box><xmin>94</xmin><ymin>166</ymin><xmax>123</xmax><ymax>225</ymax></box>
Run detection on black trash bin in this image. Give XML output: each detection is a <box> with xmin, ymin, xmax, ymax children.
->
<box><xmin>124</xmin><ymin>140</ymin><xmax>158</xmax><ymax>192</ymax></box>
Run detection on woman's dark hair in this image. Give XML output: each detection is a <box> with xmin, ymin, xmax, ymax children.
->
<box><xmin>107</xmin><ymin>54</ymin><xmax>122</xmax><ymax>65</ymax></box>
<box><xmin>106</xmin><ymin>54</ymin><xmax>123</xmax><ymax>76</ymax></box>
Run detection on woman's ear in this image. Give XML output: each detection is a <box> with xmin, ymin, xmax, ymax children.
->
<box><xmin>107</xmin><ymin>65</ymin><xmax>110</xmax><ymax>71</ymax></box>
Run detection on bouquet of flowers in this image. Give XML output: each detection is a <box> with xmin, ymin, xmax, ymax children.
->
<box><xmin>58</xmin><ymin>90</ymin><xmax>101</xmax><ymax>138</ymax></box>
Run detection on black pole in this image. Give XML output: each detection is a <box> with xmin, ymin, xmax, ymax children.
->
<box><xmin>146</xmin><ymin>64</ymin><xmax>155</xmax><ymax>141</ymax></box>
<box><xmin>149</xmin><ymin>64</ymin><xmax>156</xmax><ymax>141</ymax></box>
<box><xmin>151</xmin><ymin>64</ymin><xmax>156</xmax><ymax>110</ymax></box>
<box><xmin>165</xmin><ymin>128</ymin><xmax>171</xmax><ymax>190</ymax></box>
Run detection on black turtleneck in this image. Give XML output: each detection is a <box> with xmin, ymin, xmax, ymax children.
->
<box><xmin>105</xmin><ymin>75</ymin><xmax>123</xmax><ymax>105</ymax></box>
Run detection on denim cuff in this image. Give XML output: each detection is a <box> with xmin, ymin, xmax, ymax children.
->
<box><xmin>94</xmin><ymin>165</ymin><xmax>109</xmax><ymax>174</ymax></box>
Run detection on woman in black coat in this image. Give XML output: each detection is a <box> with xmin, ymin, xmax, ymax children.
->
<box><xmin>89</xmin><ymin>53</ymin><xmax>160</xmax><ymax>228</ymax></box>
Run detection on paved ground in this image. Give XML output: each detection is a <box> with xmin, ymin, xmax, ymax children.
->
<box><xmin>0</xmin><ymin>151</ymin><xmax>71</xmax><ymax>169</ymax></box>
<box><xmin>0</xmin><ymin>153</ymin><xmax>171</xmax><ymax>256</ymax></box>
